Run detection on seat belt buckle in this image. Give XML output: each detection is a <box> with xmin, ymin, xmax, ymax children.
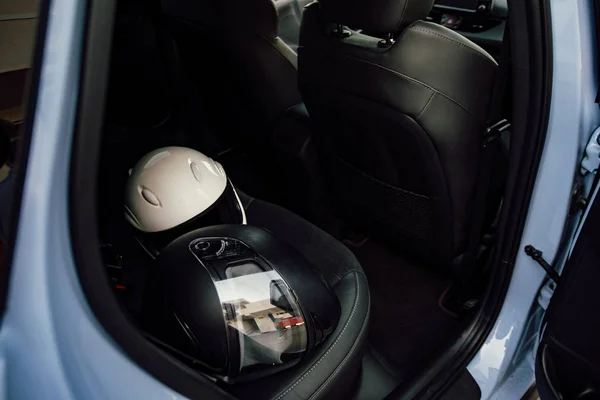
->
<box><xmin>484</xmin><ymin>119</ymin><xmax>511</xmax><ymax>146</ymax></box>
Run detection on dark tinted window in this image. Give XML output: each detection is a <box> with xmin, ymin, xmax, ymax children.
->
<box><xmin>274</xmin><ymin>0</ymin><xmax>311</xmax><ymax>50</ymax></box>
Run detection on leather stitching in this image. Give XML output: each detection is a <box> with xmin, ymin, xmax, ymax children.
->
<box><xmin>335</xmin><ymin>156</ymin><xmax>432</xmax><ymax>199</ymax></box>
<box><xmin>396</xmin><ymin>0</ymin><xmax>410</xmax><ymax>32</ymax></box>
<box><xmin>335</xmin><ymin>52</ymin><xmax>474</xmax><ymax>115</ymax></box>
<box><xmin>273</xmin><ymin>272</ymin><xmax>364</xmax><ymax>400</ymax></box>
<box><xmin>417</xmin><ymin>92</ymin><xmax>435</xmax><ymax>120</ymax></box>
<box><xmin>409</xmin><ymin>27</ymin><xmax>496</xmax><ymax>64</ymax></box>
<box><xmin>309</xmin><ymin>308</ymin><xmax>370</xmax><ymax>399</ymax></box>
<box><xmin>331</xmin><ymin>268</ymin><xmax>364</xmax><ymax>286</ymax></box>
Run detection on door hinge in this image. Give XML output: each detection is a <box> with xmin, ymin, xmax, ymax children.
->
<box><xmin>581</xmin><ymin>126</ymin><xmax>600</xmax><ymax>175</ymax></box>
<box><xmin>524</xmin><ymin>245</ymin><xmax>560</xmax><ymax>284</ymax></box>
<box><xmin>572</xmin><ymin>126</ymin><xmax>600</xmax><ymax>214</ymax></box>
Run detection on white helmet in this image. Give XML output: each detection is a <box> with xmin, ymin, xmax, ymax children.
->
<box><xmin>125</xmin><ymin>147</ymin><xmax>244</xmax><ymax>234</ymax></box>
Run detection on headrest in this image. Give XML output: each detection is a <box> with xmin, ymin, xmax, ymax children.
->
<box><xmin>319</xmin><ymin>0</ymin><xmax>435</xmax><ymax>33</ymax></box>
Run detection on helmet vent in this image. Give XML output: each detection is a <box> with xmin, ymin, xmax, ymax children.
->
<box><xmin>190</xmin><ymin>162</ymin><xmax>203</xmax><ymax>183</ymax></box>
<box><xmin>140</xmin><ymin>187</ymin><xmax>161</xmax><ymax>207</ymax></box>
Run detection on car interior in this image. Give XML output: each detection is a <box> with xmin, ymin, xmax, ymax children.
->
<box><xmin>96</xmin><ymin>0</ymin><xmax>511</xmax><ymax>397</ymax></box>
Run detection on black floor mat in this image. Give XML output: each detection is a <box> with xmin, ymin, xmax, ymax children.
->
<box><xmin>348</xmin><ymin>240</ymin><xmax>459</xmax><ymax>382</ymax></box>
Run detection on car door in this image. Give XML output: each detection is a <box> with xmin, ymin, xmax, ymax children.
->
<box><xmin>535</xmin><ymin>184</ymin><xmax>600</xmax><ymax>399</ymax></box>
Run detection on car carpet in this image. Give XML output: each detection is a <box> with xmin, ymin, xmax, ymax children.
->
<box><xmin>346</xmin><ymin>239</ymin><xmax>460</xmax><ymax>383</ymax></box>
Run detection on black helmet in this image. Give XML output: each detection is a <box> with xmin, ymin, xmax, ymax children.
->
<box><xmin>140</xmin><ymin>225</ymin><xmax>341</xmax><ymax>383</ymax></box>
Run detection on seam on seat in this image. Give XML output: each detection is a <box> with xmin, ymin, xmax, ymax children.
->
<box><xmin>396</xmin><ymin>0</ymin><xmax>410</xmax><ymax>32</ymax></box>
<box><xmin>274</xmin><ymin>272</ymin><xmax>364</xmax><ymax>400</ymax></box>
<box><xmin>243</xmin><ymin>197</ymin><xmax>256</xmax><ymax>211</ymax></box>
<box><xmin>416</xmin><ymin>91</ymin><xmax>436</xmax><ymax>120</ymax></box>
<box><xmin>332</xmin><ymin>52</ymin><xmax>474</xmax><ymax>115</ymax></box>
<box><xmin>334</xmin><ymin>156</ymin><xmax>433</xmax><ymax>199</ymax></box>
<box><xmin>309</xmin><ymin>308</ymin><xmax>370</xmax><ymax>399</ymax></box>
<box><xmin>409</xmin><ymin>27</ymin><xmax>497</xmax><ymax>63</ymax></box>
<box><xmin>331</xmin><ymin>268</ymin><xmax>365</xmax><ymax>286</ymax></box>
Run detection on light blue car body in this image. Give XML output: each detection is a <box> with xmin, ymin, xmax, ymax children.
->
<box><xmin>0</xmin><ymin>0</ymin><xmax>597</xmax><ymax>398</ymax></box>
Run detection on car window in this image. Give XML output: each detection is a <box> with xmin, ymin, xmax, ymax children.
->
<box><xmin>275</xmin><ymin>0</ymin><xmax>311</xmax><ymax>50</ymax></box>
<box><xmin>0</xmin><ymin>0</ymin><xmax>41</xmax><ymax>308</ymax></box>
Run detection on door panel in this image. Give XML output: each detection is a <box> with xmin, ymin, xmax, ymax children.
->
<box><xmin>536</xmin><ymin>190</ymin><xmax>600</xmax><ymax>399</ymax></box>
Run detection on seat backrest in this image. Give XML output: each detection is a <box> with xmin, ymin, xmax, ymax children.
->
<box><xmin>161</xmin><ymin>0</ymin><xmax>302</xmax><ymax>144</ymax></box>
<box><xmin>298</xmin><ymin>0</ymin><xmax>498</xmax><ymax>266</ymax></box>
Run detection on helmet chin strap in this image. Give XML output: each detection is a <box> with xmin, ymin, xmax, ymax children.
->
<box><xmin>230</xmin><ymin>181</ymin><xmax>247</xmax><ymax>225</ymax></box>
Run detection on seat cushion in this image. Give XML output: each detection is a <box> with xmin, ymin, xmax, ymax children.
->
<box><xmin>228</xmin><ymin>191</ymin><xmax>370</xmax><ymax>400</ymax></box>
